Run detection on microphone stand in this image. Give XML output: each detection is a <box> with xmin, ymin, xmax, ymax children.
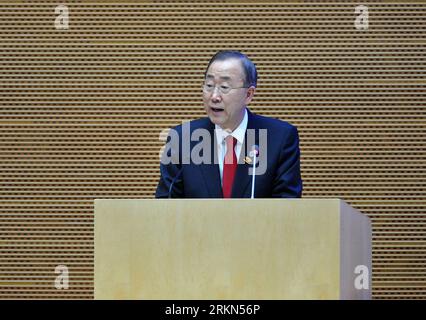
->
<box><xmin>250</xmin><ymin>146</ymin><xmax>258</xmax><ymax>199</ymax></box>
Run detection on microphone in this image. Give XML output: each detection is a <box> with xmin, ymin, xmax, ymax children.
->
<box><xmin>249</xmin><ymin>145</ymin><xmax>259</xmax><ymax>199</ymax></box>
<box><xmin>168</xmin><ymin>166</ymin><xmax>184</xmax><ymax>198</ymax></box>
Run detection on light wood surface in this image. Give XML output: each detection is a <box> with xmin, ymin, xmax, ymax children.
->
<box><xmin>94</xmin><ymin>198</ymin><xmax>371</xmax><ymax>299</ymax></box>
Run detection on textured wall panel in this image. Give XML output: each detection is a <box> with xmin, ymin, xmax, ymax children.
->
<box><xmin>0</xmin><ymin>0</ymin><xmax>425</xmax><ymax>299</ymax></box>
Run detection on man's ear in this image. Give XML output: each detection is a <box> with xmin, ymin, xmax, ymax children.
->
<box><xmin>245</xmin><ymin>86</ymin><xmax>256</xmax><ymax>104</ymax></box>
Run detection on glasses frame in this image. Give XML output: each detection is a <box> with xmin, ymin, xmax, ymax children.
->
<box><xmin>202</xmin><ymin>83</ymin><xmax>249</xmax><ymax>95</ymax></box>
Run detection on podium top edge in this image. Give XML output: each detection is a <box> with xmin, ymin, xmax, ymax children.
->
<box><xmin>94</xmin><ymin>198</ymin><xmax>343</xmax><ymax>203</ymax></box>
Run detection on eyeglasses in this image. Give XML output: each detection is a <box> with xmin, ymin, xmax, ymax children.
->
<box><xmin>202</xmin><ymin>83</ymin><xmax>248</xmax><ymax>95</ymax></box>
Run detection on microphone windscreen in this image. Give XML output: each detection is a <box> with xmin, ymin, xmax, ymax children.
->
<box><xmin>249</xmin><ymin>145</ymin><xmax>259</xmax><ymax>157</ymax></box>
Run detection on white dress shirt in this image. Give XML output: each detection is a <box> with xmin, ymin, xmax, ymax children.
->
<box><xmin>214</xmin><ymin>109</ymin><xmax>248</xmax><ymax>185</ymax></box>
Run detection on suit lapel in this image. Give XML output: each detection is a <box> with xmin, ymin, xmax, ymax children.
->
<box><xmin>197</xmin><ymin>121</ymin><xmax>223</xmax><ymax>198</ymax></box>
<box><xmin>232</xmin><ymin>109</ymin><xmax>259</xmax><ymax>198</ymax></box>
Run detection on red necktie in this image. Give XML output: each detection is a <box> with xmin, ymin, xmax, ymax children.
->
<box><xmin>223</xmin><ymin>136</ymin><xmax>237</xmax><ymax>198</ymax></box>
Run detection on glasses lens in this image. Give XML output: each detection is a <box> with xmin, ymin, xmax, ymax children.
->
<box><xmin>203</xmin><ymin>84</ymin><xmax>213</xmax><ymax>92</ymax></box>
<box><xmin>202</xmin><ymin>84</ymin><xmax>238</xmax><ymax>94</ymax></box>
<box><xmin>220</xmin><ymin>86</ymin><xmax>231</xmax><ymax>94</ymax></box>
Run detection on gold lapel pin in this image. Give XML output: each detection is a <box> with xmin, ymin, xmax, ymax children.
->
<box><xmin>244</xmin><ymin>156</ymin><xmax>252</xmax><ymax>164</ymax></box>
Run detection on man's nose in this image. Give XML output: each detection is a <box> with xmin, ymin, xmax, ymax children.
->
<box><xmin>211</xmin><ymin>87</ymin><xmax>222</xmax><ymax>102</ymax></box>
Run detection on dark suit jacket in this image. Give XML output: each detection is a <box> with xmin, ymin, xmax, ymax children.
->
<box><xmin>155</xmin><ymin>109</ymin><xmax>302</xmax><ymax>198</ymax></box>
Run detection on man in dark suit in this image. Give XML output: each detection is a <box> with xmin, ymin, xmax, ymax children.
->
<box><xmin>155</xmin><ymin>50</ymin><xmax>302</xmax><ymax>198</ymax></box>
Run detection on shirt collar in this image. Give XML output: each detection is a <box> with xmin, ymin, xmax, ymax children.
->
<box><xmin>214</xmin><ymin>108</ymin><xmax>248</xmax><ymax>145</ymax></box>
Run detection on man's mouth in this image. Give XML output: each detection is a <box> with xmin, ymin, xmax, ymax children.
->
<box><xmin>211</xmin><ymin>107</ymin><xmax>224</xmax><ymax>113</ymax></box>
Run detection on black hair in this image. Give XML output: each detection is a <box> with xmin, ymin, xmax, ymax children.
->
<box><xmin>204</xmin><ymin>50</ymin><xmax>258</xmax><ymax>88</ymax></box>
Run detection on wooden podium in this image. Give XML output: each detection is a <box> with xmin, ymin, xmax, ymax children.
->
<box><xmin>94</xmin><ymin>199</ymin><xmax>371</xmax><ymax>299</ymax></box>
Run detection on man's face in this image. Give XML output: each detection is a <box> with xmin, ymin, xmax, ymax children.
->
<box><xmin>203</xmin><ymin>58</ymin><xmax>255</xmax><ymax>131</ymax></box>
